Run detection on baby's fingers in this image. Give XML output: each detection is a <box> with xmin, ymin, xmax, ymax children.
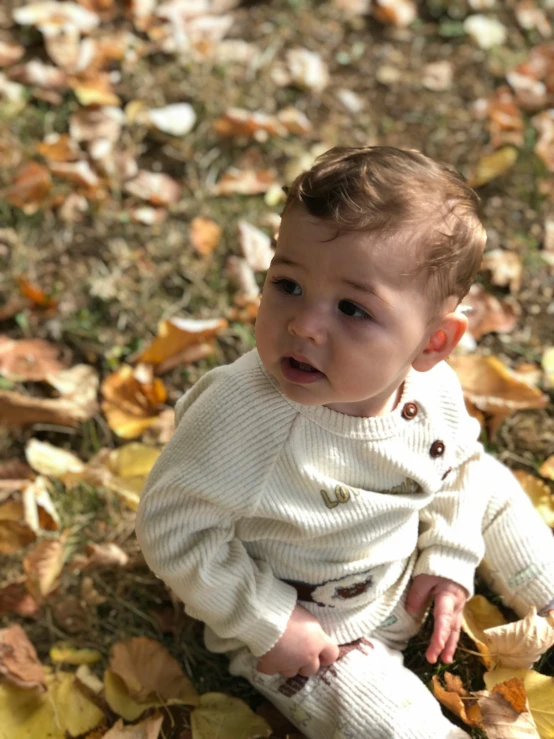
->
<box><xmin>425</xmin><ymin>592</ymin><xmax>456</xmax><ymax>664</ymax></box>
<box><xmin>440</xmin><ymin>612</ymin><xmax>463</xmax><ymax>664</ymax></box>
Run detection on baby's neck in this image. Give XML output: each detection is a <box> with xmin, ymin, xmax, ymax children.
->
<box><xmin>325</xmin><ymin>382</ymin><xmax>404</xmax><ymax>418</ymax></box>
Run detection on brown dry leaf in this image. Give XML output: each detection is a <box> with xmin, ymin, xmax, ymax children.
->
<box><xmin>0</xmin><ymin>497</ymin><xmax>37</xmax><ymax>553</ymax></box>
<box><xmin>476</xmin><ymin>688</ymin><xmax>540</xmax><ymax>738</ymax></box>
<box><xmin>13</xmin><ymin>2</ymin><xmax>100</xmax><ymax>34</ymax></box>
<box><xmin>129</xmin><ymin>206</ymin><xmax>167</xmax><ymax>225</ymax></box>
<box><xmin>0</xmin><ymin>459</ymin><xmax>34</xmax><ymax>486</ymax></box>
<box><xmin>464</xmin><ymin>284</ymin><xmax>519</xmax><ymax>339</ymax></box>
<box><xmin>9</xmin><ymin>58</ymin><xmax>68</xmax><ymax>89</ymax></box>
<box><xmin>44</xmin><ymin>24</ymin><xmax>81</xmax><ymax>71</ymax></box>
<box><xmin>37</xmin><ymin>132</ymin><xmax>82</xmax><ymax>162</ymax></box>
<box><xmin>123</xmin><ymin>170</ymin><xmax>181</xmax><ymax>206</ymax></box>
<box><xmin>80</xmin><ymin>575</ymin><xmax>107</xmax><ymax>605</ymax></box>
<box><xmin>484</xmin><ymin>607</ymin><xmax>554</xmax><ymax>669</ymax></box>
<box><xmin>0</xmin><ymin>582</ymin><xmax>39</xmax><ymax>617</ymax></box>
<box><xmin>481</xmin><ymin>249</ymin><xmax>523</xmax><ymax>293</ymax></box>
<box><xmin>214</xmin><ymin>108</ymin><xmax>288</xmax><ymax>140</ymax></box>
<box><xmin>101</xmin><ymin>364</ymin><xmax>167</xmax><ymax>439</ymax></box>
<box><xmin>0</xmin><ymin>161</ymin><xmax>52</xmax><ymax>212</ymax></box>
<box><xmin>285</xmin><ymin>48</ymin><xmax>329</xmax><ymax>92</ymax></box>
<box><xmin>52</xmin><ymin>594</ymin><xmax>91</xmax><ymax>633</ymax></box>
<box><xmin>0</xmin><ymin>39</ymin><xmax>25</xmax><ymax>66</ymax></box>
<box><xmin>137</xmin><ymin>316</ymin><xmax>226</xmax><ymax>367</ymax></box>
<box><xmin>0</xmin><ymin>388</ymin><xmax>95</xmax><ymax>428</ymax></box>
<box><xmin>109</xmin><ymin>637</ymin><xmax>198</xmax><ymax>704</ymax></box>
<box><xmin>49</xmin><ymin>160</ymin><xmax>101</xmax><ymax>189</ymax></box>
<box><xmin>45</xmin><ymin>363</ymin><xmax>100</xmax><ymax>420</ymax></box>
<box><xmin>190</xmin><ymin>217</ymin><xmax>222</xmax><ymax>256</ymax></box>
<box><xmin>190</xmin><ymin>692</ymin><xmax>272</xmax><ymax>739</ymax></box>
<box><xmin>485</xmin><ymin>669</ymin><xmax>554</xmax><ymax>737</ymax></box>
<box><xmin>238</xmin><ymin>220</ymin><xmax>274</xmax><ymax>272</ymax></box>
<box><xmin>532</xmin><ymin>109</ymin><xmax>554</xmax><ymax>172</ymax></box>
<box><xmin>101</xmin><ymin>715</ymin><xmax>164</xmax><ymax>739</ymax></box>
<box><xmin>507</xmin><ymin>43</ymin><xmax>554</xmax><ymax>110</ymax></box>
<box><xmin>69</xmin><ymin>71</ymin><xmax>121</xmax><ymax>106</ymax></box>
<box><xmin>23</xmin><ymin>538</ymin><xmax>64</xmax><ymax>601</ymax></box>
<box><xmin>486</xmin><ymin>86</ymin><xmax>526</xmax><ymax>149</ymax></box>
<box><xmin>449</xmin><ymin>355</ymin><xmax>548</xmax><ymax>436</ymax></box>
<box><xmin>468</xmin><ymin>147</ymin><xmax>519</xmax><ymax>188</ymax></box>
<box><xmin>463</xmin><ymin>595</ymin><xmax>508</xmax><ymax>668</ymax></box>
<box><xmin>84</xmin><ymin>542</ymin><xmax>130</xmax><ymax>568</ymax></box>
<box><xmin>515</xmin><ymin>1</ymin><xmax>552</xmax><ymax>37</ymax></box>
<box><xmin>69</xmin><ymin>106</ymin><xmax>125</xmax><ymax>146</ymax></box>
<box><xmin>513</xmin><ymin>470</ymin><xmax>554</xmax><ymax>528</ymax></box>
<box><xmin>372</xmin><ymin>0</ymin><xmax>417</xmax><ymax>27</ymax></box>
<box><xmin>539</xmin><ymin>455</ymin><xmax>554</xmax><ymax>481</ymax></box>
<box><xmin>0</xmin><ymin>336</ymin><xmax>67</xmax><ymax>382</ymax></box>
<box><xmin>0</xmin><ymin>623</ymin><xmax>46</xmax><ymax>690</ymax></box>
<box><xmin>212</xmin><ymin>167</ymin><xmax>277</xmax><ymax>196</ymax></box>
<box><xmin>226</xmin><ymin>256</ymin><xmax>261</xmax><ymax>303</ymax></box>
<box><xmin>431</xmin><ymin>673</ymin><xmax>483</xmax><ymax>728</ymax></box>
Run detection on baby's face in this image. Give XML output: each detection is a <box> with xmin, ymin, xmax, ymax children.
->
<box><xmin>255</xmin><ymin>206</ymin><xmax>437</xmax><ymax>417</ymax></box>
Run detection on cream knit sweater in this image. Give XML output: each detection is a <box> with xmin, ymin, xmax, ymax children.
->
<box><xmin>135</xmin><ymin>350</ymin><xmax>500</xmax><ymax>657</ymax></box>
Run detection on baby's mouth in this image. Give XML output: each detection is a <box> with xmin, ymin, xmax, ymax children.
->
<box><xmin>289</xmin><ymin>357</ymin><xmax>318</xmax><ymax>372</ymax></box>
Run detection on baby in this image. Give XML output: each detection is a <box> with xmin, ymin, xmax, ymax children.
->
<box><xmin>136</xmin><ymin>147</ymin><xmax>554</xmax><ymax>739</ymax></box>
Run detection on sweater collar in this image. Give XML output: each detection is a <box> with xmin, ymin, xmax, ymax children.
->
<box><xmin>254</xmin><ymin>350</ymin><xmax>429</xmax><ymax>440</ymax></box>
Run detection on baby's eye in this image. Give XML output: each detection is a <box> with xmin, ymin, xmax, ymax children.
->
<box><xmin>339</xmin><ymin>300</ymin><xmax>371</xmax><ymax>320</ymax></box>
<box><xmin>271</xmin><ymin>278</ymin><xmax>302</xmax><ymax>295</ymax></box>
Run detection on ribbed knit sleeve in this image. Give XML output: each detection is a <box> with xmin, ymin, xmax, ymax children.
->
<box><xmin>135</xmin><ymin>354</ymin><xmax>299</xmax><ymax>657</ymax></box>
<box><xmin>413</xmin><ymin>450</ymin><xmax>486</xmax><ymax>595</ymax></box>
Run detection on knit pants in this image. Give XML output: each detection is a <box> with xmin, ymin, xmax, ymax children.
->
<box><xmin>227</xmin><ymin>456</ymin><xmax>554</xmax><ymax>739</ymax></box>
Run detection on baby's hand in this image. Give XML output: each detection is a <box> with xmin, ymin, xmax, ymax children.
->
<box><xmin>405</xmin><ymin>574</ymin><xmax>468</xmax><ymax>665</ymax></box>
<box><xmin>256</xmin><ymin>603</ymin><xmax>339</xmax><ymax>678</ymax></box>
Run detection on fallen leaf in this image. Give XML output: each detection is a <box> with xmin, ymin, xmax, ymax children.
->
<box><xmin>449</xmin><ymin>355</ymin><xmax>548</xmax><ymax>437</ymax></box>
<box><xmin>190</xmin><ymin>217</ymin><xmax>222</xmax><ymax>256</ymax></box>
<box><xmin>69</xmin><ymin>71</ymin><xmax>121</xmax><ymax>106</ymax></box>
<box><xmin>431</xmin><ymin>673</ymin><xmax>483</xmax><ymax>727</ymax></box>
<box><xmin>475</xmin><ymin>688</ymin><xmax>539</xmax><ymax>738</ymax></box>
<box><xmin>285</xmin><ymin>48</ymin><xmax>329</xmax><ymax>92</ymax></box>
<box><xmin>13</xmin><ymin>1</ymin><xmax>100</xmax><ymax>34</ymax></box>
<box><xmin>137</xmin><ymin>316</ymin><xmax>226</xmax><ymax>367</ymax></box>
<box><xmin>21</xmin><ymin>475</ymin><xmax>60</xmax><ymax>532</ymax></box>
<box><xmin>9</xmin><ymin>59</ymin><xmax>68</xmax><ymax>89</ymax></box>
<box><xmin>485</xmin><ymin>669</ymin><xmax>554</xmax><ymax>737</ymax></box>
<box><xmin>101</xmin><ymin>364</ymin><xmax>167</xmax><ymax>439</ymax></box>
<box><xmin>0</xmin><ymin>680</ymin><xmax>63</xmax><ymax>738</ymax></box>
<box><xmin>515</xmin><ymin>1</ymin><xmax>552</xmax><ymax>37</ymax></box>
<box><xmin>0</xmin><ymin>583</ymin><xmax>39</xmax><ymax>617</ymax></box>
<box><xmin>493</xmin><ymin>677</ymin><xmax>530</xmax><ymax>714</ymax></box>
<box><xmin>49</xmin><ymin>159</ymin><xmax>101</xmax><ymax>189</ymax></box>
<box><xmin>45</xmin><ymin>363</ymin><xmax>100</xmax><ymax>421</ymax></box>
<box><xmin>52</xmin><ymin>594</ymin><xmax>91</xmax><ymax>633</ymax></box>
<box><xmin>372</xmin><ymin>0</ymin><xmax>417</xmax><ymax>27</ymax></box>
<box><xmin>76</xmin><ymin>663</ymin><xmax>104</xmax><ymax>694</ymax></box>
<box><xmin>23</xmin><ymin>538</ymin><xmax>64</xmax><ymax>601</ymax></box>
<box><xmin>468</xmin><ymin>147</ymin><xmax>519</xmax><ymax>188</ymax></box>
<box><xmin>0</xmin><ymin>499</ymin><xmax>36</xmax><ymax>553</ymax></box>
<box><xmin>482</xmin><ymin>249</ymin><xmax>524</xmax><ymax>293</ymax></box>
<box><xmin>463</xmin><ymin>595</ymin><xmax>508</xmax><ymax>668</ymax></box>
<box><xmin>212</xmin><ymin>167</ymin><xmax>277</xmax><ymax>196</ymax></box>
<box><xmin>0</xmin><ymin>624</ymin><xmax>46</xmax><ymax>690</ymax></box>
<box><xmin>214</xmin><ymin>108</ymin><xmax>288</xmax><ymax>140</ymax></box>
<box><xmin>485</xmin><ymin>86</ymin><xmax>526</xmax><ymax>149</ymax></box>
<box><xmin>507</xmin><ymin>43</ymin><xmax>554</xmax><ymax>110</ymax></box>
<box><xmin>124</xmin><ymin>170</ymin><xmax>181</xmax><ymax>206</ymax></box>
<box><xmin>109</xmin><ymin>637</ymin><xmax>198</xmax><ymax>703</ymax></box>
<box><xmin>84</xmin><ymin>542</ymin><xmax>130</xmax><ymax>568</ymax></box>
<box><xmin>0</xmin><ymin>39</ymin><xmax>25</xmax><ymax>66</ymax></box>
<box><xmin>25</xmin><ymin>439</ymin><xmax>85</xmax><ymax>479</ymax></box>
<box><xmin>36</xmin><ymin>133</ymin><xmax>81</xmax><ymax>163</ymax></box>
<box><xmin>226</xmin><ymin>256</ymin><xmax>261</xmax><ymax>302</ymax></box>
<box><xmin>146</xmin><ymin>103</ymin><xmax>196</xmax><ymax>136</ymax></box>
<box><xmin>464</xmin><ymin>284</ymin><xmax>519</xmax><ymax>339</ymax></box>
<box><xmin>101</xmin><ymin>715</ymin><xmax>164</xmax><ymax>739</ymax></box>
<box><xmin>238</xmin><ymin>220</ymin><xmax>274</xmax><ymax>271</ymax></box>
<box><xmin>0</xmin><ymin>161</ymin><xmax>52</xmax><ymax>212</ymax></box>
<box><xmin>484</xmin><ymin>607</ymin><xmax>554</xmax><ymax>669</ymax></box>
<box><xmin>464</xmin><ymin>15</ymin><xmax>507</xmax><ymax>49</ymax></box>
<box><xmin>190</xmin><ymin>692</ymin><xmax>272</xmax><ymax>739</ymax></box>
<box><xmin>50</xmin><ymin>643</ymin><xmax>102</xmax><ymax>665</ymax></box>
<box><xmin>513</xmin><ymin>470</ymin><xmax>554</xmax><ymax>528</ymax></box>
<box><xmin>532</xmin><ymin>109</ymin><xmax>554</xmax><ymax>172</ymax></box>
<box><xmin>69</xmin><ymin>106</ymin><xmax>125</xmax><ymax>145</ymax></box>
<box><xmin>17</xmin><ymin>276</ymin><xmax>58</xmax><ymax>310</ymax></box>
<box><xmin>539</xmin><ymin>455</ymin><xmax>554</xmax><ymax>481</ymax></box>
<box><xmin>0</xmin><ymin>389</ymin><xmax>93</xmax><ymax>428</ymax></box>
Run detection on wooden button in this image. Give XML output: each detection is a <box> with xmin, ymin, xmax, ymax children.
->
<box><xmin>401</xmin><ymin>402</ymin><xmax>418</xmax><ymax>420</ymax></box>
<box><xmin>430</xmin><ymin>440</ymin><xmax>445</xmax><ymax>458</ymax></box>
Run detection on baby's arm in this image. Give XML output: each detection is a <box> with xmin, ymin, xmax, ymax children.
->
<box><xmin>135</xmin><ymin>368</ymin><xmax>299</xmax><ymax>660</ymax></box>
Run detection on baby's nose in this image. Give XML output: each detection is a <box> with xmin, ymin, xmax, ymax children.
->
<box><xmin>288</xmin><ymin>306</ymin><xmax>327</xmax><ymax>344</ymax></box>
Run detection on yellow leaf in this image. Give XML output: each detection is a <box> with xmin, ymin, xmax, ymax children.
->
<box><xmin>50</xmin><ymin>644</ymin><xmax>102</xmax><ymax>665</ymax></box>
<box><xmin>539</xmin><ymin>455</ymin><xmax>554</xmax><ymax>482</ymax></box>
<box><xmin>468</xmin><ymin>146</ymin><xmax>519</xmax><ymax>188</ymax></box>
<box><xmin>25</xmin><ymin>439</ymin><xmax>85</xmax><ymax>478</ymax></box>
<box><xmin>485</xmin><ymin>669</ymin><xmax>554</xmax><ymax>738</ymax></box>
<box><xmin>190</xmin><ymin>693</ymin><xmax>272</xmax><ymax>739</ymax></box>
<box><xmin>137</xmin><ymin>317</ymin><xmax>226</xmax><ymax>367</ymax></box>
<box><xmin>431</xmin><ymin>673</ymin><xmax>483</xmax><ymax>728</ymax></box>
<box><xmin>107</xmin><ymin>444</ymin><xmax>161</xmax><ymax>479</ymax></box>
<box><xmin>0</xmin><ymin>671</ymin><xmax>104</xmax><ymax>739</ymax></box>
<box><xmin>100</xmin><ymin>714</ymin><xmax>164</xmax><ymax>739</ymax></box>
<box><xmin>104</xmin><ymin>670</ymin><xmax>195</xmax><ymax>722</ymax></box>
<box><xmin>513</xmin><ymin>471</ymin><xmax>554</xmax><ymax>528</ymax></box>
<box><xmin>463</xmin><ymin>595</ymin><xmax>508</xmax><ymax>668</ymax></box>
<box><xmin>101</xmin><ymin>365</ymin><xmax>167</xmax><ymax>440</ymax></box>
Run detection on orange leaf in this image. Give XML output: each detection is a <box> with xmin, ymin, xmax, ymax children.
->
<box><xmin>137</xmin><ymin>317</ymin><xmax>226</xmax><ymax>367</ymax></box>
<box><xmin>1</xmin><ymin>161</ymin><xmax>52</xmax><ymax>211</ymax></box>
<box><xmin>190</xmin><ymin>217</ymin><xmax>222</xmax><ymax>256</ymax></box>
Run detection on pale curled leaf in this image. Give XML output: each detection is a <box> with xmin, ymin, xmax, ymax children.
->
<box><xmin>23</xmin><ymin>538</ymin><xmax>64</xmax><ymax>600</ymax></box>
<box><xmin>100</xmin><ymin>715</ymin><xmax>164</xmax><ymax>739</ymax></box>
<box><xmin>463</xmin><ymin>595</ymin><xmax>508</xmax><ymax>668</ymax></box>
<box><xmin>485</xmin><ymin>669</ymin><xmax>554</xmax><ymax>738</ymax></box>
<box><xmin>0</xmin><ymin>624</ymin><xmax>46</xmax><ymax>690</ymax></box>
<box><xmin>475</xmin><ymin>689</ymin><xmax>540</xmax><ymax>738</ymax></box>
<box><xmin>484</xmin><ymin>607</ymin><xmax>554</xmax><ymax>669</ymax></box>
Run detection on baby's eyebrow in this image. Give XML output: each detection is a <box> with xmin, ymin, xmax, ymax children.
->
<box><xmin>342</xmin><ymin>278</ymin><xmax>390</xmax><ymax>306</ymax></box>
<box><xmin>271</xmin><ymin>255</ymin><xmax>305</xmax><ymax>270</ymax></box>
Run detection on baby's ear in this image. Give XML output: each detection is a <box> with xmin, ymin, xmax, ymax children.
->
<box><xmin>412</xmin><ymin>311</ymin><xmax>467</xmax><ymax>372</ymax></box>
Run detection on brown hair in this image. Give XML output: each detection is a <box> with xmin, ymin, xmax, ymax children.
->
<box><xmin>283</xmin><ymin>146</ymin><xmax>487</xmax><ymax>307</ymax></box>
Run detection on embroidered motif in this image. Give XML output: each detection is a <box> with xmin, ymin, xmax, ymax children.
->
<box><xmin>320</xmin><ymin>484</ymin><xmax>359</xmax><ymax>509</ymax></box>
<box><xmin>385</xmin><ymin>479</ymin><xmax>422</xmax><ymax>496</ymax></box>
<box><xmin>335</xmin><ymin>576</ymin><xmax>373</xmax><ymax>600</ymax></box>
